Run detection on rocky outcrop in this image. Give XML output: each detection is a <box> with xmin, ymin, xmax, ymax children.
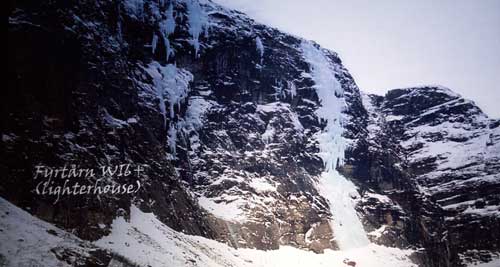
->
<box><xmin>5</xmin><ymin>0</ymin><xmax>347</xmax><ymax>253</ymax></box>
<box><xmin>350</xmin><ymin>87</ymin><xmax>500</xmax><ymax>266</ymax></box>
<box><xmin>382</xmin><ymin>87</ymin><xmax>500</xmax><ymax>263</ymax></box>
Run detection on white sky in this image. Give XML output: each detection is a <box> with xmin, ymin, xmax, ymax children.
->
<box><xmin>213</xmin><ymin>0</ymin><xmax>500</xmax><ymax>118</ymax></box>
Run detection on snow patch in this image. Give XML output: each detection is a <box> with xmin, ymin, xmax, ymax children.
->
<box><xmin>261</xmin><ymin>124</ymin><xmax>275</xmax><ymax>144</ymax></box>
<box><xmin>198</xmin><ymin>196</ymin><xmax>246</xmax><ymax>222</ymax></box>
<box><xmin>368</xmin><ymin>225</ymin><xmax>388</xmax><ymax>239</ymax></box>
<box><xmin>249</xmin><ymin>178</ymin><xmax>277</xmax><ymax>192</ymax></box>
<box><xmin>386</xmin><ymin>115</ymin><xmax>404</xmax><ymax>122</ymax></box>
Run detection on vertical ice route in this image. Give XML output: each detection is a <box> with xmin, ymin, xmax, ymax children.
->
<box><xmin>301</xmin><ymin>41</ymin><xmax>370</xmax><ymax>250</ymax></box>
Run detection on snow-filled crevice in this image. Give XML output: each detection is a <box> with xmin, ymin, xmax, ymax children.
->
<box><xmin>301</xmin><ymin>40</ymin><xmax>370</xmax><ymax>250</ymax></box>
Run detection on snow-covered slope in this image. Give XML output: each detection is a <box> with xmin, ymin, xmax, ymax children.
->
<box><xmin>0</xmin><ymin>196</ymin><xmax>418</xmax><ymax>267</ymax></box>
<box><xmin>0</xmin><ymin>197</ymin><xmax>125</xmax><ymax>267</ymax></box>
<box><xmin>96</xmin><ymin>202</ymin><xmax>417</xmax><ymax>267</ymax></box>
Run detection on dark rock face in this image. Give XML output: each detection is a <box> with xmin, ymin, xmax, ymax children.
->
<box><xmin>5</xmin><ymin>0</ymin><xmax>346</xmax><ymax>253</ymax></box>
<box><xmin>4</xmin><ymin>0</ymin><xmax>499</xmax><ymax>266</ymax></box>
<box><xmin>5</xmin><ymin>0</ymin><xmax>217</xmax><ymax>242</ymax></box>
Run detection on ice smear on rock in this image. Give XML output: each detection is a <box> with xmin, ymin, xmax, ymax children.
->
<box><xmin>145</xmin><ymin>61</ymin><xmax>204</xmax><ymax>158</ymax></box>
<box><xmin>145</xmin><ymin>62</ymin><xmax>193</xmax><ymax>126</ymax></box>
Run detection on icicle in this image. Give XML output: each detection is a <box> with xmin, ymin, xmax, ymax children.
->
<box><xmin>185</xmin><ymin>0</ymin><xmax>208</xmax><ymax>57</ymax></box>
<box><xmin>287</xmin><ymin>81</ymin><xmax>297</xmax><ymax>98</ymax></box>
<box><xmin>167</xmin><ymin>122</ymin><xmax>178</xmax><ymax>158</ymax></box>
<box><xmin>151</xmin><ymin>34</ymin><xmax>158</xmax><ymax>54</ymax></box>
<box><xmin>160</xmin><ymin>64</ymin><xmax>193</xmax><ymax>119</ymax></box>
<box><xmin>164</xmin><ymin>3</ymin><xmax>176</xmax><ymax>34</ymax></box>
<box><xmin>163</xmin><ymin>35</ymin><xmax>174</xmax><ymax>61</ymax></box>
<box><xmin>157</xmin><ymin>2</ymin><xmax>176</xmax><ymax>61</ymax></box>
<box><xmin>145</xmin><ymin>62</ymin><xmax>193</xmax><ymax>127</ymax></box>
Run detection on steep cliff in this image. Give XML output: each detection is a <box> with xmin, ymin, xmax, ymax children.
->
<box><xmin>3</xmin><ymin>0</ymin><xmax>499</xmax><ymax>266</ymax></box>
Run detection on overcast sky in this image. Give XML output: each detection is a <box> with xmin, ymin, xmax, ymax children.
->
<box><xmin>214</xmin><ymin>0</ymin><xmax>500</xmax><ymax>118</ymax></box>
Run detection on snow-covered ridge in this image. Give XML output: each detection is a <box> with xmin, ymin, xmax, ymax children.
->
<box><xmin>389</xmin><ymin>85</ymin><xmax>461</xmax><ymax>99</ymax></box>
